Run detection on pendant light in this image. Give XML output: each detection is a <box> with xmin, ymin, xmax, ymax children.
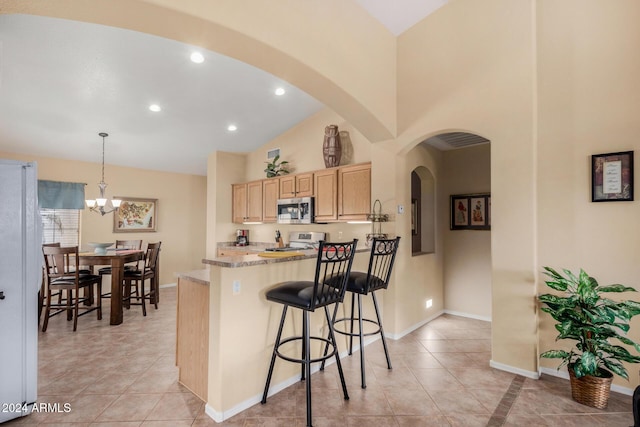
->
<box><xmin>85</xmin><ymin>132</ymin><xmax>121</xmax><ymax>215</ymax></box>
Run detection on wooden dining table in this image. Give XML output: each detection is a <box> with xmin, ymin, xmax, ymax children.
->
<box><xmin>78</xmin><ymin>249</ymin><xmax>144</xmax><ymax>325</ymax></box>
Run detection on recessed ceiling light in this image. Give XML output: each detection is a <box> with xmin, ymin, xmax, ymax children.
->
<box><xmin>149</xmin><ymin>104</ymin><xmax>161</xmax><ymax>112</ymax></box>
<box><xmin>275</xmin><ymin>87</ymin><xmax>286</xmax><ymax>96</ymax></box>
<box><xmin>190</xmin><ymin>52</ymin><xmax>204</xmax><ymax>63</ymax></box>
<box><xmin>227</xmin><ymin>124</ymin><xmax>237</xmax><ymax>132</ymax></box>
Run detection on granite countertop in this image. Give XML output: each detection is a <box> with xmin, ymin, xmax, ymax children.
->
<box><xmin>203</xmin><ymin>249</ymin><xmax>318</xmax><ymax>268</ymax></box>
<box><xmin>203</xmin><ymin>245</ymin><xmax>369</xmax><ymax>268</ymax></box>
<box><xmin>217</xmin><ymin>241</ymin><xmax>276</xmax><ymax>252</ymax></box>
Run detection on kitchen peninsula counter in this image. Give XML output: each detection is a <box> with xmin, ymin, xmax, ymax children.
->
<box><xmin>204</xmin><ymin>249</ymin><xmax>318</xmax><ymax>268</ymax></box>
<box><xmin>177</xmin><ymin>243</ymin><xmax>371</xmax><ymax>423</ymax></box>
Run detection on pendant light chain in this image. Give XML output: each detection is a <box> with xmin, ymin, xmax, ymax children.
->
<box><xmin>101</xmin><ymin>134</ymin><xmax>105</xmax><ymax>184</ymax></box>
<box><xmin>85</xmin><ymin>132</ymin><xmax>121</xmax><ymax>215</ymax></box>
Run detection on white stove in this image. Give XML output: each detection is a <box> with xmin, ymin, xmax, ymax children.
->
<box><xmin>265</xmin><ymin>231</ymin><xmax>325</xmax><ymax>251</ymax></box>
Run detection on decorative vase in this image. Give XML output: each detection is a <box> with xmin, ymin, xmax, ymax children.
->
<box><xmin>322</xmin><ymin>125</ymin><xmax>342</xmax><ymax>168</ymax></box>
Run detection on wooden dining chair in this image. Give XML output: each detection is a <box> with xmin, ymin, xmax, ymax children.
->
<box><xmin>123</xmin><ymin>241</ymin><xmax>161</xmax><ymax>316</ymax></box>
<box><xmin>98</xmin><ymin>239</ymin><xmax>142</xmax><ymax>301</ymax></box>
<box><xmin>41</xmin><ymin>245</ymin><xmax>102</xmax><ymax>332</ymax></box>
<box><xmin>39</xmin><ymin>242</ymin><xmax>61</xmax><ymax>324</ymax></box>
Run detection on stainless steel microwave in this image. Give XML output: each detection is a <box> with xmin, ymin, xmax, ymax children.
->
<box><xmin>276</xmin><ymin>197</ymin><xmax>314</xmax><ymax>224</ymax></box>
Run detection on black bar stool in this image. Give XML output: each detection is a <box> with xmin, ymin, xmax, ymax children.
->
<box><xmin>321</xmin><ymin>236</ymin><xmax>400</xmax><ymax>388</ymax></box>
<box><xmin>261</xmin><ymin>239</ymin><xmax>358</xmax><ymax>427</ymax></box>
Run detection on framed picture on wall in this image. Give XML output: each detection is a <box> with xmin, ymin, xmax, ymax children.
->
<box><xmin>450</xmin><ymin>193</ymin><xmax>491</xmax><ymax>230</ymax></box>
<box><xmin>591</xmin><ymin>151</ymin><xmax>634</xmax><ymax>202</ymax></box>
<box><xmin>113</xmin><ymin>197</ymin><xmax>157</xmax><ymax>232</ymax></box>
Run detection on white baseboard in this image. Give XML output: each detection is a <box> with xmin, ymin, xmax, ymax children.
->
<box><xmin>539</xmin><ymin>366</ymin><xmax>634</xmax><ymax>396</ymax></box>
<box><xmin>443</xmin><ymin>309</ymin><xmax>491</xmax><ymax>323</ymax></box>
<box><xmin>205</xmin><ymin>345</ymin><xmax>369</xmax><ymax>422</ymax></box>
<box><xmin>159</xmin><ymin>282</ymin><xmax>176</xmax><ymax>289</ymax></box>
<box><xmin>385</xmin><ymin>310</ymin><xmax>445</xmax><ymax>340</ymax></box>
<box><xmin>490</xmin><ymin>360</ymin><xmax>539</xmax><ymax>379</ymax></box>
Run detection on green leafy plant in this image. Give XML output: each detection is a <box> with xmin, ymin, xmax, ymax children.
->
<box><xmin>264</xmin><ymin>155</ymin><xmax>290</xmax><ymax>178</ymax></box>
<box><xmin>539</xmin><ymin>266</ymin><xmax>640</xmax><ymax>380</ymax></box>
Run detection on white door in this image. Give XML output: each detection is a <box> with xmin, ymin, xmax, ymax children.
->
<box><xmin>0</xmin><ymin>160</ymin><xmax>40</xmax><ymax>422</ymax></box>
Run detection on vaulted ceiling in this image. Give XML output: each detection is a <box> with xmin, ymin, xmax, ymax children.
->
<box><xmin>0</xmin><ymin>2</ymin><xmax>448</xmax><ymax>175</ymax></box>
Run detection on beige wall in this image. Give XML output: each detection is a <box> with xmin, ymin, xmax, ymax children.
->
<box><xmin>245</xmin><ymin>108</ymin><xmax>373</xmax><ymax>182</ymax></box>
<box><xmin>397</xmin><ymin>0</ymin><xmax>538</xmax><ymax>375</ymax></box>
<box><xmin>0</xmin><ymin>151</ymin><xmax>207</xmax><ymax>286</ymax></box>
<box><xmin>442</xmin><ymin>144</ymin><xmax>492</xmax><ymax>320</ymax></box>
<box><xmin>387</xmin><ymin>143</ymin><xmax>444</xmax><ymax>336</ymax></box>
<box><xmin>536</xmin><ymin>0</ymin><xmax>640</xmax><ymax>387</ymax></box>
<box><xmin>213</xmin><ymin>108</ymin><xmax>373</xmax><ymax>249</ymax></box>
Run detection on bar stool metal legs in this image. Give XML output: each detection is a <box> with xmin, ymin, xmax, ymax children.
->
<box><xmin>321</xmin><ymin>237</ymin><xmax>400</xmax><ymax>389</ymax></box>
<box><xmin>261</xmin><ymin>304</ymin><xmax>350</xmax><ymax>427</ymax></box>
<box><xmin>324</xmin><ymin>290</ymin><xmax>392</xmax><ymax>389</ymax></box>
<box><xmin>261</xmin><ymin>239</ymin><xmax>358</xmax><ymax>427</ymax></box>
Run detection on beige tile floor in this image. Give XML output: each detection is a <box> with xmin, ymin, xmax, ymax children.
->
<box><xmin>5</xmin><ymin>287</ymin><xmax>634</xmax><ymax>426</ymax></box>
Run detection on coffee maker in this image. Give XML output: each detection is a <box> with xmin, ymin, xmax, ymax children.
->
<box><xmin>236</xmin><ymin>229</ymin><xmax>249</xmax><ymax>246</ymax></box>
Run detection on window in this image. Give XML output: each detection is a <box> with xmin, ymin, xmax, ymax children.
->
<box><xmin>40</xmin><ymin>208</ymin><xmax>80</xmax><ymax>246</ymax></box>
<box><xmin>37</xmin><ymin>179</ymin><xmax>85</xmax><ymax>246</ymax></box>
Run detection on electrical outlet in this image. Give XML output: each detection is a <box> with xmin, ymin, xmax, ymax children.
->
<box><xmin>232</xmin><ymin>280</ymin><xmax>241</xmax><ymax>295</ymax></box>
<box><xmin>398</xmin><ymin>205</ymin><xmax>404</xmax><ymax>214</ymax></box>
<box><xmin>426</xmin><ymin>299</ymin><xmax>433</xmax><ymax>308</ymax></box>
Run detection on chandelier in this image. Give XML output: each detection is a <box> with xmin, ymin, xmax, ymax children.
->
<box><xmin>85</xmin><ymin>132</ymin><xmax>121</xmax><ymax>215</ymax></box>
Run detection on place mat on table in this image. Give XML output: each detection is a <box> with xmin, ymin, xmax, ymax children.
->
<box><xmin>258</xmin><ymin>251</ymin><xmax>306</xmax><ymax>258</ymax></box>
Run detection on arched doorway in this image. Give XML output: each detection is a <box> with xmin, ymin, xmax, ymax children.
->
<box><xmin>422</xmin><ymin>131</ymin><xmax>492</xmax><ymax>320</ymax></box>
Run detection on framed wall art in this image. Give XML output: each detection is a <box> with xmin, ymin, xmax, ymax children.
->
<box><xmin>113</xmin><ymin>197</ymin><xmax>157</xmax><ymax>232</ymax></box>
<box><xmin>450</xmin><ymin>193</ymin><xmax>491</xmax><ymax>230</ymax></box>
<box><xmin>591</xmin><ymin>151</ymin><xmax>634</xmax><ymax>202</ymax></box>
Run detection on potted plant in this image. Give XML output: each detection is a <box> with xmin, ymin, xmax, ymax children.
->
<box><xmin>538</xmin><ymin>266</ymin><xmax>640</xmax><ymax>409</ymax></box>
<box><xmin>264</xmin><ymin>155</ymin><xmax>290</xmax><ymax>178</ymax></box>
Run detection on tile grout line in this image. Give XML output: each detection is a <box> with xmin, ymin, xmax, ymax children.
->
<box><xmin>486</xmin><ymin>374</ymin><xmax>526</xmax><ymax>427</ymax></box>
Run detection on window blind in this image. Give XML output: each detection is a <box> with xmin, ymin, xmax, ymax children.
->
<box><xmin>40</xmin><ymin>208</ymin><xmax>80</xmax><ymax>246</ymax></box>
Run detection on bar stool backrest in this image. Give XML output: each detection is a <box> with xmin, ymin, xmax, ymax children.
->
<box><xmin>364</xmin><ymin>237</ymin><xmax>401</xmax><ymax>293</ymax></box>
<box><xmin>311</xmin><ymin>239</ymin><xmax>358</xmax><ymax>310</ymax></box>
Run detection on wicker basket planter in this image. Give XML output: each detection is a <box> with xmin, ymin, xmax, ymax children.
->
<box><xmin>568</xmin><ymin>365</ymin><xmax>613</xmax><ymax>409</ymax></box>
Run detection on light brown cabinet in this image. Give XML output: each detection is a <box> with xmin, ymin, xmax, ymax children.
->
<box><xmin>338</xmin><ymin>163</ymin><xmax>371</xmax><ymax>221</ymax></box>
<box><xmin>262</xmin><ymin>178</ymin><xmax>279</xmax><ymax>222</ymax></box>
<box><xmin>313</xmin><ymin>169</ymin><xmax>338</xmax><ymax>222</ymax></box>
<box><xmin>232</xmin><ymin>163</ymin><xmax>371</xmax><ymax>224</ymax></box>
<box><xmin>279</xmin><ymin>172</ymin><xmax>313</xmax><ymax>198</ymax></box>
<box><xmin>232</xmin><ymin>180</ymin><xmax>263</xmax><ymax>223</ymax></box>
<box><xmin>314</xmin><ymin>162</ymin><xmax>371</xmax><ymax>222</ymax></box>
<box><xmin>176</xmin><ymin>276</ymin><xmax>209</xmax><ymax>401</ymax></box>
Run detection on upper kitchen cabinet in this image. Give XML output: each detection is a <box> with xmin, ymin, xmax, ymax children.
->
<box><xmin>279</xmin><ymin>172</ymin><xmax>313</xmax><ymax>198</ymax></box>
<box><xmin>313</xmin><ymin>169</ymin><xmax>338</xmax><ymax>222</ymax></box>
<box><xmin>262</xmin><ymin>178</ymin><xmax>279</xmax><ymax>223</ymax></box>
<box><xmin>337</xmin><ymin>163</ymin><xmax>371</xmax><ymax>221</ymax></box>
<box><xmin>232</xmin><ymin>180</ymin><xmax>263</xmax><ymax>224</ymax></box>
<box><xmin>232</xmin><ymin>163</ymin><xmax>371</xmax><ymax>224</ymax></box>
<box><xmin>314</xmin><ymin>162</ymin><xmax>371</xmax><ymax>223</ymax></box>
